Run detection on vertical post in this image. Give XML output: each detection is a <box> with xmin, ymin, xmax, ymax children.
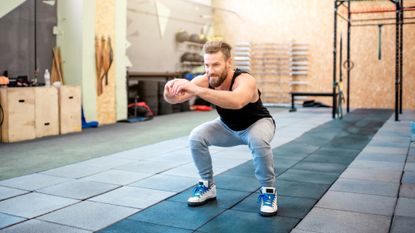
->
<box><xmin>347</xmin><ymin>0</ymin><xmax>351</xmax><ymax>113</ymax></box>
<box><xmin>333</xmin><ymin>0</ymin><xmax>339</xmax><ymax>119</ymax></box>
<box><xmin>34</xmin><ymin>0</ymin><xmax>37</xmax><ymax>82</ymax></box>
<box><xmin>399</xmin><ymin>0</ymin><xmax>404</xmax><ymax>114</ymax></box>
<box><xmin>395</xmin><ymin>0</ymin><xmax>400</xmax><ymax>121</ymax></box>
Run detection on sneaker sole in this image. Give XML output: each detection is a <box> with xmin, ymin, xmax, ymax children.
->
<box><xmin>187</xmin><ymin>197</ymin><xmax>216</xmax><ymax>207</ymax></box>
<box><xmin>259</xmin><ymin>210</ymin><xmax>277</xmax><ymax>217</ymax></box>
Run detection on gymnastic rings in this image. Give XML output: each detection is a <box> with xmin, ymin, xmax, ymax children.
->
<box><xmin>342</xmin><ymin>60</ymin><xmax>355</xmax><ymax>71</ymax></box>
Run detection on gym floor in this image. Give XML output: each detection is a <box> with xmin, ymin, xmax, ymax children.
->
<box><xmin>0</xmin><ymin>108</ymin><xmax>414</xmax><ymax>233</ymax></box>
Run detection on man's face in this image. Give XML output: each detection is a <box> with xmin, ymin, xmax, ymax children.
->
<box><xmin>204</xmin><ymin>52</ymin><xmax>230</xmax><ymax>88</ymax></box>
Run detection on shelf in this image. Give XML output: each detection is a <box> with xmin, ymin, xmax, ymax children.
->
<box><xmin>181</xmin><ymin>61</ymin><xmax>203</xmax><ymax>66</ymax></box>
<box><xmin>182</xmin><ymin>41</ymin><xmax>204</xmax><ymax>47</ymax></box>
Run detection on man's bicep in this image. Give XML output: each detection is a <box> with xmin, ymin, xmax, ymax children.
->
<box><xmin>232</xmin><ymin>76</ymin><xmax>257</xmax><ymax>102</ymax></box>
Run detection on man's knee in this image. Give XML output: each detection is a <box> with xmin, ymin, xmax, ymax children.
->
<box><xmin>249</xmin><ymin>137</ymin><xmax>270</xmax><ymax>149</ymax></box>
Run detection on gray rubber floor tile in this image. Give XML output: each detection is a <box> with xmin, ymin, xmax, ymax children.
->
<box><xmin>316</xmin><ymin>191</ymin><xmax>396</xmax><ymax>216</ymax></box>
<box><xmin>197</xmin><ymin>209</ymin><xmax>299</xmax><ymax>233</ymax></box>
<box><xmin>278</xmin><ymin>169</ymin><xmax>339</xmax><ymax>185</ymax></box>
<box><xmin>0</xmin><ymin>213</ymin><xmax>26</xmax><ymax>229</ymax></box>
<box><xmin>395</xmin><ymin>197</ymin><xmax>415</xmax><ymax>218</ymax></box>
<box><xmin>331</xmin><ymin>178</ymin><xmax>399</xmax><ymax>197</ymax></box>
<box><xmin>405</xmin><ymin>162</ymin><xmax>415</xmax><ymax>172</ymax></box>
<box><xmin>355</xmin><ymin>153</ymin><xmax>406</xmax><ymax>163</ymax></box>
<box><xmin>0</xmin><ymin>192</ymin><xmax>78</xmax><ymax>218</ymax></box>
<box><xmin>290</xmin><ymin>229</ymin><xmax>318</xmax><ymax>233</ymax></box>
<box><xmin>215</xmin><ymin>175</ymin><xmax>260</xmax><ymax>192</ymax></box>
<box><xmin>128</xmin><ymin>201</ymin><xmax>224</xmax><ymax>230</ymax></box>
<box><xmin>340</xmin><ymin>167</ymin><xmax>402</xmax><ymax>183</ymax></box>
<box><xmin>0</xmin><ymin>174</ymin><xmax>71</xmax><ymax>191</ymax></box>
<box><xmin>169</xmin><ymin>188</ymin><xmax>250</xmax><ymax>209</ymax></box>
<box><xmin>232</xmin><ymin>192</ymin><xmax>316</xmax><ymax>219</ymax></box>
<box><xmin>0</xmin><ymin>186</ymin><xmax>28</xmax><ymax>201</ymax></box>
<box><xmin>402</xmin><ymin>171</ymin><xmax>415</xmax><ymax>184</ymax></box>
<box><xmin>91</xmin><ymin>186</ymin><xmax>175</xmax><ymax>209</ymax></box>
<box><xmin>160</xmin><ymin>163</ymin><xmax>200</xmax><ymax>178</ymax></box>
<box><xmin>82</xmin><ymin>170</ymin><xmax>152</xmax><ymax>185</ymax></box>
<box><xmin>390</xmin><ymin>216</ymin><xmax>415</xmax><ymax>233</ymax></box>
<box><xmin>40</xmin><ymin>164</ymin><xmax>109</xmax><ymax>179</ymax></box>
<box><xmin>295</xmin><ymin>207</ymin><xmax>391</xmax><ymax>233</ymax></box>
<box><xmin>276</xmin><ymin>180</ymin><xmax>330</xmax><ymax>199</ymax></box>
<box><xmin>129</xmin><ymin>174</ymin><xmax>195</xmax><ymax>192</ymax></box>
<box><xmin>109</xmin><ymin>148</ymin><xmax>165</xmax><ymax>161</ymax></box>
<box><xmin>291</xmin><ymin>161</ymin><xmax>347</xmax><ymax>174</ymax></box>
<box><xmin>96</xmin><ymin>219</ymin><xmax>192</xmax><ymax>233</ymax></box>
<box><xmin>368</xmin><ymin>140</ymin><xmax>410</xmax><ymax>148</ymax></box>
<box><xmin>0</xmin><ymin>219</ymin><xmax>91</xmax><ymax>233</ymax></box>
<box><xmin>37</xmin><ymin>180</ymin><xmax>119</xmax><ymax>200</ymax></box>
<box><xmin>362</xmin><ymin>146</ymin><xmax>408</xmax><ymax>155</ymax></box>
<box><xmin>76</xmin><ymin>157</ymin><xmax>133</xmax><ymax>169</ymax></box>
<box><xmin>349</xmin><ymin>160</ymin><xmax>404</xmax><ymax>171</ymax></box>
<box><xmin>114</xmin><ymin>160</ymin><xmax>186</xmax><ymax>175</ymax></box>
<box><xmin>145</xmin><ymin>150</ymin><xmax>193</xmax><ymax>164</ymax></box>
<box><xmin>38</xmin><ymin>201</ymin><xmax>137</xmax><ymax>231</ymax></box>
<box><xmin>399</xmin><ymin>184</ymin><xmax>415</xmax><ymax>198</ymax></box>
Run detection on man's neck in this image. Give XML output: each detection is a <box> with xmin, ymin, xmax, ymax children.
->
<box><xmin>218</xmin><ymin>68</ymin><xmax>234</xmax><ymax>91</ymax></box>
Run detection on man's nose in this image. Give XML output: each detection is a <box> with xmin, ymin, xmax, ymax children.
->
<box><xmin>205</xmin><ymin>66</ymin><xmax>211</xmax><ymax>74</ymax></box>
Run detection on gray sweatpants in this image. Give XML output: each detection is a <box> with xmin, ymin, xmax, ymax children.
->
<box><xmin>189</xmin><ymin>117</ymin><xmax>276</xmax><ymax>187</ymax></box>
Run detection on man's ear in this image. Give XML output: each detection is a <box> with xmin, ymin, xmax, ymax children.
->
<box><xmin>226</xmin><ymin>57</ymin><xmax>232</xmax><ymax>67</ymax></box>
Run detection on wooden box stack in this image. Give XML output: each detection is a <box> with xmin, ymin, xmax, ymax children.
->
<box><xmin>59</xmin><ymin>85</ymin><xmax>81</xmax><ymax>135</ymax></box>
<box><xmin>0</xmin><ymin>85</ymin><xmax>82</xmax><ymax>143</ymax></box>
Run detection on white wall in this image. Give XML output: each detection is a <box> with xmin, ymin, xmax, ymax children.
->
<box><xmin>127</xmin><ymin>0</ymin><xmax>212</xmax><ymax>72</ymax></box>
<box><xmin>57</xmin><ymin>0</ymin><xmax>97</xmax><ymax>120</ymax></box>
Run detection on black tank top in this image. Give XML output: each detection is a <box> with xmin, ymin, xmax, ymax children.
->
<box><xmin>214</xmin><ymin>69</ymin><xmax>273</xmax><ymax>131</ymax></box>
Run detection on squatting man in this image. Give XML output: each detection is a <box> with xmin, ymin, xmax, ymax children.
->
<box><xmin>163</xmin><ymin>40</ymin><xmax>277</xmax><ymax>216</ymax></box>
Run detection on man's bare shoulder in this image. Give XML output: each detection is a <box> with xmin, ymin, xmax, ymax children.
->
<box><xmin>235</xmin><ymin>72</ymin><xmax>256</xmax><ymax>84</ymax></box>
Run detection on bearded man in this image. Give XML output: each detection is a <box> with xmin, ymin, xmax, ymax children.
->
<box><xmin>163</xmin><ymin>40</ymin><xmax>277</xmax><ymax>216</ymax></box>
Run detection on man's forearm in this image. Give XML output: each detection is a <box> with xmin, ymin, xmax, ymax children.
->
<box><xmin>164</xmin><ymin>91</ymin><xmax>193</xmax><ymax>104</ymax></box>
<box><xmin>196</xmin><ymin>88</ymin><xmax>245</xmax><ymax>109</ymax></box>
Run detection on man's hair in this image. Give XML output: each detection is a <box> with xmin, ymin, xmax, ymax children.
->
<box><xmin>203</xmin><ymin>40</ymin><xmax>232</xmax><ymax>60</ymax></box>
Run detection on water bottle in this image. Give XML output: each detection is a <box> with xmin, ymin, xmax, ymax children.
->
<box><xmin>44</xmin><ymin>69</ymin><xmax>50</xmax><ymax>86</ymax></box>
<box><xmin>411</xmin><ymin>121</ymin><xmax>415</xmax><ymax>142</ymax></box>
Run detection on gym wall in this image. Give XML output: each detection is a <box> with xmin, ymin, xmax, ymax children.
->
<box><xmin>127</xmin><ymin>0</ymin><xmax>212</xmax><ymax>72</ymax></box>
<box><xmin>0</xmin><ymin>0</ymin><xmax>56</xmax><ymax>83</ymax></box>
<box><xmin>57</xmin><ymin>0</ymin><xmax>127</xmax><ymax>125</ymax></box>
<box><xmin>212</xmin><ymin>0</ymin><xmax>415</xmax><ymax>110</ymax></box>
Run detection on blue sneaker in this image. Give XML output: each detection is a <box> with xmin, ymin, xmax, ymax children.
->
<box><xmin>187</xmin><ymin>180</ymin><xmax>216</xmax><ymax>206</ymax></box>
<box><xmin>258</xmin><ymin>187</ymin><xmax>278</xmax><ymax>216</ymax></box>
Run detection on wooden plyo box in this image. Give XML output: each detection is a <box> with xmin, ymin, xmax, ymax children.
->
<box><xmin>0</xmin><ymin>87</ymin><xmax>36</xmax><ymax>142</ymax></box>
<box><xmin>35</xmin><ymin>87</ymin><xmax>59</xmax><ymax>138</ymax></box>
<box><xmin>59</xmin><ymin>86</ymin><xmax>81</xmax><ymax>134</ymax></box>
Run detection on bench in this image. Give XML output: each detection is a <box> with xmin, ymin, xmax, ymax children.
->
<box><xmin>289</xmin><ymin>92</ymin><xmax>334</xmax><ymax>112</ymax></box>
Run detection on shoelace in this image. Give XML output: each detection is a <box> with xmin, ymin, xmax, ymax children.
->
<box><xmin>257</xmin><ymin>193</ymin><xmax>276</xmax><ymax>207</ymax></box>
<box><xmin>192</xmin><ymin>184</ymin><xmax>209</xmax><ymax>197</ymax></box>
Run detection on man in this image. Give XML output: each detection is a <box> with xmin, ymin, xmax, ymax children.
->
<box><xmin>164</xmin><ymin>40</ymin><xmax>277</xmax><ymax>216</ymax></box>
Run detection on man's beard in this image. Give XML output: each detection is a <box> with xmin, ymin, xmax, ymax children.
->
<box><xmin>208</xmin><ymin>66</ymin><xmax>228</xmax><ymax>88</ymax></box>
